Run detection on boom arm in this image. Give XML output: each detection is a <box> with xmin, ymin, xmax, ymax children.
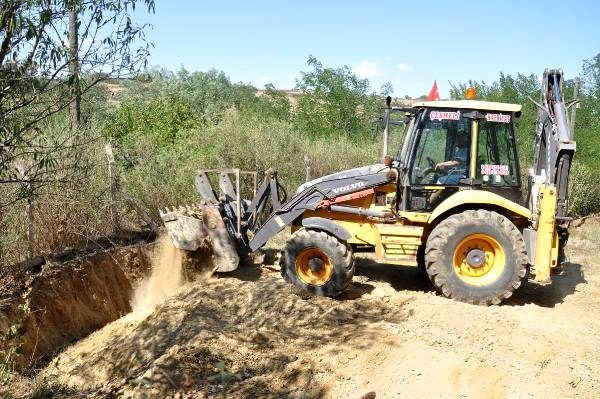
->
<box><xmin>529</xmin><ymin>69</ymin><xmax>578</xmax><ymax>219</ymax></box>
<box><xmin>527</xmin><ymin>69</ymin><xmax>578</xmax><ymax>282</ymax></box>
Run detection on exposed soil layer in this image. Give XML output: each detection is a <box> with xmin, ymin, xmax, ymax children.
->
<box><xmin>0</xmin><ymin>231</ymin><xmax>154</xmax><ymax>302</ymax></box>
<box><xmin>0</xmin><ymin>232</ymin><xmax>155</xmax><ymax>369</ymax></box>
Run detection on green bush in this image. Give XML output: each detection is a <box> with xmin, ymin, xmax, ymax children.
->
<box><xmin>122</xmin><ymin>69</ymin><xmax>268</xmax><ymax>125</ymax></box>
<box><xmin>294</xmin><ymin>56</ymin><xmax>379</xmax><ymax>138</ymax></box>
<box><xmin>114</xmin><ymin>112</ymin><xmax>381</xmax><ymax>215</ymax></box>
<box><xmin>104</xmin><ymin>97</ymin><xmax>197</xmax><ymax>145</ymax></box>
<box><xmin>569</xmin><ymin>163</ymin><xmax>600</xmax><ymax>217</ymax></box>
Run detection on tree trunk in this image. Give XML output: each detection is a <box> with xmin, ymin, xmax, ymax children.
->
<box><xmin>26</xmin><ymin>189</ymin><xmax>34</xmax><ymax>258</ymax></box>
<box><xmin>68</xmin><ymin>6</ymin><xmax>80</xmax><ymax>131</ymax></box>
<box><xmin>104</xmin><ymin>144</ymin><xmax>120</xmax><ymax>233</ymax></box>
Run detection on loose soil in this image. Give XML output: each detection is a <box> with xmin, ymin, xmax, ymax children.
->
<box><xmin>4</xmin><ymin>220</ymin><xmax>600</xmax><ymax>398</ymax></box>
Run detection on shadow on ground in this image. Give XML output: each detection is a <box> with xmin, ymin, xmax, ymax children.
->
<box><xmin>354</xmin><ymin>257</ymin><xmax>431</xmax><ymax>292</ymax></box>
<box><xmin>244</xmin><ymin>249</ymin><xmax>432</xmax><ymax>299</ymax></box>
<box><xmin>506</xmin><ymin>262</ymin><xmax>586</xmax><ymax>307</ymax></box>
<box><xmin>235</xmin><ymin>250</ymin><xmax>585</xmax><ymax>309</ymax></box>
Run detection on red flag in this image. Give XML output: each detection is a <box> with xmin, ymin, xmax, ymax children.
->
<box><xmin>427</xmin><ymin>80</ymin><xmax>440</xmax><ymax>101</ymax></box>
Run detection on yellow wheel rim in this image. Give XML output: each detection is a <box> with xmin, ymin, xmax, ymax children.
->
<box><xmin>452</xmin><ymin>234</ymin><xmax>505</xmax><ymax>286</ymax></box>
<box><xmin>295</xmin><ymin>247</ymin><xmax>333</xmax><ymax>286</ymax></box>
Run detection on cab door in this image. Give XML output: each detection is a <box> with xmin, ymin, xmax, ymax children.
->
<box><xmin>405</xmin><ymin>108</ymin><xmax>474</xmax><ymax>212</ymax></box>
<box><xmin>475</xmin><ymin>111</ymin><xmax>522</xmax><ymax>203</ymax></box>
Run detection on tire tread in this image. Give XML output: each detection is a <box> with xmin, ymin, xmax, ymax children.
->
<box><xmin>424</xmin><ymin>209</ymin><xmax>527</xmax><ymax>306</ymax></box>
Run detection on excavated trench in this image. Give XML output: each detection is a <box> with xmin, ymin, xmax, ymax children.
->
<box><xmin>0</xmin><ymin>233</ymin><xmax>161</xmax><ymax>369</ymax></box>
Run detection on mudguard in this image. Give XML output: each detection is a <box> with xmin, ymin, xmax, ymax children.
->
<box><xmin>301</xmin><ymin>217</ymin><xmax>352</xmax><ymax>241</ymax></box>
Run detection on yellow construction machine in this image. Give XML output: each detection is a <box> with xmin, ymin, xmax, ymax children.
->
<box><xmin>161</xmin><ymin>69</ymin><xmax>578</xmax><ymax>305</ymax></box>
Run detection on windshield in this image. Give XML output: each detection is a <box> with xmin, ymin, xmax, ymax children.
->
<box><xmin>410</xmin><ymin>108</ymin><xmax>472</xmax><ymax>185</ymax></box>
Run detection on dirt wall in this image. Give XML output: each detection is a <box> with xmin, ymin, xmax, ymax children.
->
<box><xmin>0</xmin><ymin>244</ymin><xmax>153</xmax><ymax>369</ymax></box>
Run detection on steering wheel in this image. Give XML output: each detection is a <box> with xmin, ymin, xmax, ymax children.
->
<box><xmin>426</xmin><ymin>156</ymin><xmax>436</xmax><ymax>169</ymax></box>
<box><xmin>416</xmin><ymin>166</ymin><xmax>438</xmax><ymax>184</ymax></box>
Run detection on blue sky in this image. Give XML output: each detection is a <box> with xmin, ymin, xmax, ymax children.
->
<box><xmin>134</xmin><ymin>0</ymin><xmax>599</xmax><ymax>97</ymax></box>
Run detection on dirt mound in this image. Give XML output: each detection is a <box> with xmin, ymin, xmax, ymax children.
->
<box><xmin>42</xmin><ymin>264</ymin><xmax>408</xmax><ymax>398</ymax></box>
<box><xmin>0</xmin><ymin>232</ymin><xmax>214</xmax><ymax>375</ymax></box>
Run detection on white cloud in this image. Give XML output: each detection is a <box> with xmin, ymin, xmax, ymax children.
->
<box><xmin>257</xmin><ymin>76</ymin><xmax>272</xmax><ymax>84</ymax></box>
<box><xmin>353</xmin><ymin>60</ymin><xmax>380</xmax><ymax>78</ymax></box>
<box><xmin>397</xmin><ymin>63</ymin><xmax>414</xmax><ymax>72</ymax></box>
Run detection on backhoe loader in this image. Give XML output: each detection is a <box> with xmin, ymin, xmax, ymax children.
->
<box><xmin>160</xmin><ymin>69</ymin><xmax>578</xmax><ymax>305</ymax></box>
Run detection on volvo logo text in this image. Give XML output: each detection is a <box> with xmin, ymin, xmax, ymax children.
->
<box><xmin>332</xmin><ymin>181</ymin><xmax>365</xmax><ymax>195</ymax></box>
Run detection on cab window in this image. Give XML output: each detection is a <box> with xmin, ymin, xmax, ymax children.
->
<box><xmin>410</xmin><ymin>109</ymin><xmax>472</xmax><ymax>186</ymax></box>
<box><xmin>476</xmin><ymin>113</ymin><xmax>519</xmax><ymax>187</ymax></box>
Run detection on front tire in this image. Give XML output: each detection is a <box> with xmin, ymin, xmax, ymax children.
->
<box><xmin>280</xmin><ymin>229</ymin><xmax>354</xmax><ymax>297</ymax></box>
<box><xmin>425</xmin><ymin>209</ymin><xmax>527</xmax><ymax>305</ymax></box>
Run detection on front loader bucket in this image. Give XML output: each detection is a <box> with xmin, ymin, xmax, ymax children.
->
<box><xmin>159</xmin><ymin>204</ymin><xmax>240</xmax><ymax>272</ymax></box>
<box><xmin>160</xmin><ymin>205</ymin><xmax>206</xmax><ymax>251</ymax></box>
<box><xmin>159</xmin><ymin>168</ymin><xmax>266</xmax><ymax>273</ymax></box>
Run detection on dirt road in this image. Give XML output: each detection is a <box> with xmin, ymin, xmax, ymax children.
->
<box><xmin>38</xmin><ymin>220</ymin><xmax>600</xmax><ymax>398</ymax></box>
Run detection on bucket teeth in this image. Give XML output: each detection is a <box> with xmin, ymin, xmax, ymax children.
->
<box><xmin>159</xmin><ymin>203</ymin><xmax>204</xmax><ymax>225</ymax></box>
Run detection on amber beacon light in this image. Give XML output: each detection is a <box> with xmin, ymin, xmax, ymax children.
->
<box><xmin>465</xmin><ymin>86</ymin><xmax>477</xmax><ymax>99</ymax></box>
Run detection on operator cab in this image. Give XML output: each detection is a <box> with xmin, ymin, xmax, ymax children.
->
<box><xmin>394</xmin><ymin>99</ymin><xmax>523</xmax><ymax>212</ymax></box>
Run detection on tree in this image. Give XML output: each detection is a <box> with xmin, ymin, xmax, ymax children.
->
<box><xmin>380</xmin><ymin>82</ymin><xmax>394</xmax><ymax>97</ymax></box>
<box><xmin>0</xmin><ymin>0</ymin><xmax>154</xmax><ymax>205</ymax></box>
<box><xmin>260</xmin><ymin>83</ymin><xmax>291</xmax><ymax>120</ymax></box>
<box><xmin>582</xmin><ymin>53</ymin><xmax>600</xmax><ymax>98</ymax></box>
<box><xmin>68</xmin><ymin>2</ymin><xmax>80</xmax><ymax>130</ymax></box>
<box><xmin>294</xmin><ymin>55</ymin><xmax>379</xmax><ymax>137</ymax></box>
<box><xmin>574</xmin><ymin>53</ymin><xmax>600</xmax><ymax>169</ymax></box>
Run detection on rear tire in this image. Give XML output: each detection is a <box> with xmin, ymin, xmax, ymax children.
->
<box><xmin>280</xmin><ymin>229</ymin><xmax>354</xmax><ymax>297</ymax></box>
<box><xmin>425</xmin><ymin>209</ymin><xmax>527</xmax><ymax>305</ymax></box>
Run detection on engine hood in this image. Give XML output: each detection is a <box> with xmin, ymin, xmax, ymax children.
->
<box><xmin>295</xmin><ymin>163</ymin><xmax>387</xmax><ymax>195</ymax></box>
